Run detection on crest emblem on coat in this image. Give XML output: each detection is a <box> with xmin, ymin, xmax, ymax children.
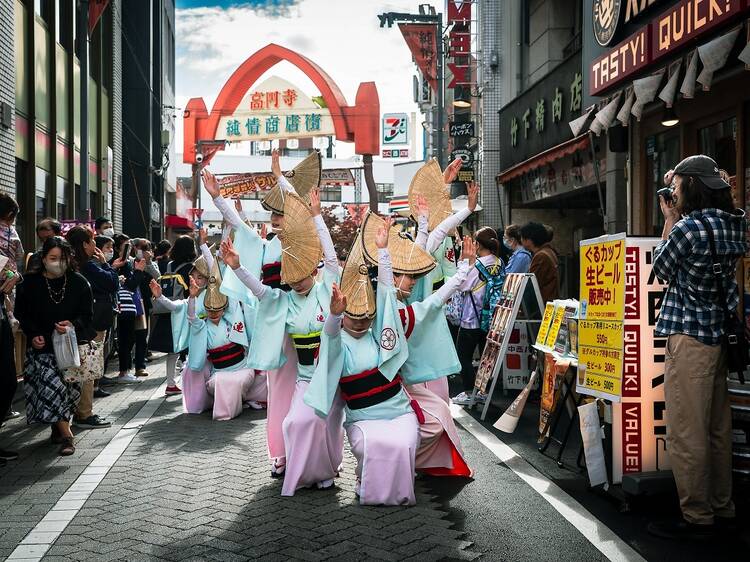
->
<box><xmin>380</xmin><ymin>328</ymin><xmax>396</xmax><ymax>351</ymax></box>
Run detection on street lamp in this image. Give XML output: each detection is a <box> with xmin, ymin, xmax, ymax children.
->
<box><xmin>378</xmin><ymin>10</ymin><xmax>445</xmax><ymax>168</ymax></box>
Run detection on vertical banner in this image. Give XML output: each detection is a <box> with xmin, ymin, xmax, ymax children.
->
<box><xmin>502</xmin><ymin>323</ymin><xmax>532</xmax><ymax>390</ymax></box>
<box><xmin>398</xmin><ymin>24</ymin><xmax>438</xmax><ymax>92</ymax></box>
<box><xmin>612</xmin><ymin>238</ymin><xmax>669</xmax><ymax>483</ymax></box>
<box><xmin>577</xmin><ymin>234</ymin><xmax>626</xmax><ymax>401</ymax></box>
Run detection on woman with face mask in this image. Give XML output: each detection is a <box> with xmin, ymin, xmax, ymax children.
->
<box><xmin>502</xmin><ymin>224</ymin><xmax>532</xmax><ymax>274</ymax></box>
<box><xmin>14</xmin><ymin>236</ymin><xmax>95</xmax><ymax>456</ymax></box>
<box><xmin>65</xmin><ymin>226</ymin><xmax>120</xmax><ymax>427</ymax></box>
<box><xmin>224</xmin><ymin>188</ymin><xmax>344</xmax><ymax>495</ymax></box>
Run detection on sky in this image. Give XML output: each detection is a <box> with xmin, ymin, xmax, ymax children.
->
<box><xmin>174</xmin><ymin>0</ymin><xmax>430</xmax><ymax>160</ymax></box>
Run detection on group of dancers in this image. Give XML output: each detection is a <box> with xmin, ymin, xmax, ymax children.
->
<box><xmin>151</xmin><ymin>151</ymin><xmax>480</xmax><ymax>505</ymax></box>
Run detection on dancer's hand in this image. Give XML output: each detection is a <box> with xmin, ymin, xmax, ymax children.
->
<box><xmin>443</xmin><ymin>157</ymin><xmax>463</xmax><ymax>184</ymax></box>
<box><xmin>221</xmin><ymin>239</ymin><xmax>240</xmax><ymax>270</ymax></box>
<box><xmin>259</xmin><ymin>223</ymin><xmax>268</xmax><ymax>239</ymax></box>
<box><xmin>149</xmin><ymin>279</ymin><xmax>162</xmax><ymax>299</ymax></box>
<box><xmin>467</xmin><ymin>181</ymin><xmax>479</xmax><ymax>212</ymax></box>
<box><xmin>234</xmin><ymin>198</ymin><xmax>243</xmax><ymax>213</ymax></box>
<box><xmin>330</xmin><ymin>283</ymin><xmax>347</xmax><ymax>316</ymax></box>
<box><xmin>188</xmin><ymin>277</ymin><xmax>201</xmax><ymax>298</ymax></box>
<box><xmin>416</xmin><ymin>194</ymin><xmax>429</xmax><ymax>220</ymax></box>
<box><xmin>460</xmin><ymin>235</ymin><xmax>476</xmax><ymax>266</ymax></box>
<box><xmin>198</xmin><ymin>227</ymin><xmax>208</xmax><ymax>246</ymax></box>
<box><xmin>271</xmin><ymin>149</ymin><xmax>282</xmax><ymax>177</ymax></box>
<box><xmin>375</xmin><ymin>217</ymin><xmax>392</xmax><ymax>249</ymax></box>
<box><xmin>201</xmin><ymin>168</ymin><xmax>220</xmax><ymax>198</ymax></box>
<box><xmin>309</xmin><ymin>188</ymin><xmax>322</xmax><ymax>216</ymax></box>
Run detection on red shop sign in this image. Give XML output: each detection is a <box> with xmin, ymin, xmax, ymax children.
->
<box><xmin>590</xmin><ymin>27</ymin><xmax>651</xmax><ymax>96</ymax></box>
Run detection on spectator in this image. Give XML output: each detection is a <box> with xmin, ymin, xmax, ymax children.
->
<box><xmin>0</xmin><ymin>193</ymin><xmax>22</xmax><ymax>465</ymax></box>
<box><xmin>131</xmin><ymin>238</ymin><xmax>160</xmax><ymax>364</ymax></box>
<box><xmin>14</xmin><ymin>236</ymin><xmax>95</xmax><ymax>456</ymax></box>
<box><xmin>154</xmin><ymin>239</ymin><xmax>172</xmax><ymax>275</ymax></box>
<box><xmin>520</xmin><ymin>222</ymin><xmax>559</xmax><ymax>304</ymax></box>
<box><xmin>451</xmin><ymin>227</ymin><xmax>504</xmax><ymax>406</ymax></box>
<box><xmin>95</xmin><ymin>217</ymin><xmax>114</xmax><ymax>237</ymax></box>
<box><xmin>66</xmin><ymin>226</ymin><xmax>119</xmax><ymax>428</ymax></box>
<box><xmin>25</xmin><ymin>218</ymin><xmax>62</xmax><ymax>274</ymax></box>
<box><xmin>503</xmin><ymin>224</ymin><xmax>532</xmax><ymax>274</ymax></box>
<box><xmin>648</xmin><ymin>155</ymin><xmax>747</xmax><ymax>540</ymax></box>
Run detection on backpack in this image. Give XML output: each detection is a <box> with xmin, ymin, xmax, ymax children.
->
<box><xmin>152</xmin><ymin>262</ymin><xmax>190</xmax><ymax>314</ymax></box>
<box><xmin>475</xmin><ymin>258</ymin><xmax>506</xmax><ymax>332</ymax></box>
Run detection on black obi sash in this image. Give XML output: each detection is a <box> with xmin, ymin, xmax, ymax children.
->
<box><xmin>339</xmin><ymin>368</ymin><xmax>403</xmax><ymax>410</ymax></box>
<box><xmin>262</xmin><ymin>261</ymin><xmax>290</xmax><ymax>291</ymax></box>
<box><xmin>207</xmin><ymin>342</ymin><xmax>245</xmax><ymax>370</ymax></box>
<box><xmin>290</xmin><ymin>331</ymin><xmax>321</xmax><ymax>366</ymax></box>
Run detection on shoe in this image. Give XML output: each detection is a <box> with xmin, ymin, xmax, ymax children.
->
<box><xmin>4</xmin><ymin>410</ymin><xmax>20</xmax><ymax>420</ymax></box>
<box><xmin>0</xmin><ymin>449</ymin><xmax>19</xmax><ymax>461</ymax></box>
<box><xmin>135</xmin><ymin>369</ymin><xmax>149</xmax><ymax>377</ymax></box>
<box><xmin>165</xmin><ymin>385</ymin><xmax>182</xmax><ymax>396</ymax></box>
<box><xmin>94</xmin><ymin>388</ymin><xmax>111</xmax><ymax>398</ymax></box>
<box><xmin>243</xmin><ymin>401</ymin><xmax>265</xmax><ymax>410</ymax></box>
<box><xmin>451</xmin><ymin>391</ymin><xmax>474</xmax><ymax>406</ymax></box>
<box><xmin>116</xmin><ymin>373</ymin><xmax>140</xmax><ymax>383</ymax></box>
<box><xmin>271</xmin><ymin>460</ymin><xmax>286</xmax><ymax>478</ymax></box>
<box><xmin>72</xmin><ymin>415</ymin><xmax>111</xmax><ymax>429</ymax></box>
<box><xmin>316</xmin><ymin>478</ymin><xmax>335</xmax><ymax>490</ymax></box>
<box><xmin>647</xmin><ymin>519</ymin><xmax>715</xmax><ymax>541</ymax></box>
<box><xmin>58</xmin><ymin>437</ymin><xmax>75</xmax><ymax>457</ymax></box>
<box><xmin>99</xmin><ymin>376</ymin><xmax>118</xmax><ymax>386</ymax></box>
<box><xmin>475</xmin><ymin>391</ymin><xmax>488</xmax><ymax>403</ymax></box>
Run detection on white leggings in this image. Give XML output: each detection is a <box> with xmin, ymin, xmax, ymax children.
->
<box><xmin>165</xmin><ymin>353</ymin><xmax>180</xmax><ymax>387</ymax></box>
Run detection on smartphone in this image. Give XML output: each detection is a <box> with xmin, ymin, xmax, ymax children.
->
<box><xmin>136</xmin><ymin>249</ymin><xmax>144</xmax><ymax>260</ymax></box>
<box><xmin>657</xmin><ymin>187</ymin><xmax>674</xmax><ymax>205</ymax></box>
<box><xmin>121</xmin><ymin>242</ymin><xmax>132</xmax><ymax>260</ymax></box>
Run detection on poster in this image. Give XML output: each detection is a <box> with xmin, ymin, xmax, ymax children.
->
<box><xmin>538</xmin><ymin>355</ymin><xmax>569</xmax><ymax>440</ymax></box>
<box><xmin>612</xmin><ymin>238</ymin><xmax>670</xmax><ymax>483</ymax></box>
<box><xmin>534</xmin><ymin>302</ymin><xmax>555</xmax><ymax>351</ymax></box>
<box><xmin>577</xmin><ymin>234</ymin><xmax>626</xmax><ymax>401</ymax></box>
<box><xmin>503</xmin><ymin>323</ymin><xmax>533</xmax><ymax>390</ymax></box>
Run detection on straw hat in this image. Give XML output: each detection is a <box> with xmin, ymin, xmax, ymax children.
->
<box><xmin>361</xmin><ymin>212</ymin><xmax>436</xmax><ymax>277</ymax></box>
<box><xmin>408</xmin><ymin>158</ymin><xmax>452</xmax><ymax>232</ymax></box>
<box><xmin>203</xmin><ymin>258</ymin><xmax>228</xmax><ymax>311</ymax></box>
<box><xmin>192</xmin><ymin>255</ymin><xmax>210</xmax><ymax>279</ymax></box>
<box><xmin>262</xmin><ymin>150</ymin><xmax>322</xmax><ymax>215</ymax></box>
<box><xmin>340</xmin><ymin>230</ymin><xmax>376</xmax><ymax>319</ymax></box>
<box><xmin>280</xmin><ymin>193</ymin><xmax>323</xmax><ymax>284</ymax></box>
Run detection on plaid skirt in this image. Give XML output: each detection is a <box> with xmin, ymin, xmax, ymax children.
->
<box><xmin>23</xmin><ymin>350</ymin><xmax>80</xmax><ymax>424</ymax></box>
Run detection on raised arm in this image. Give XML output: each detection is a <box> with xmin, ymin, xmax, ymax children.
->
<box><xmin>310</xmin><ymin>188</ymin><xmax>337</xmax><ymax>274</ymax></box>
<box><xmin>272</xmin><ymin>148</ymin><xmax>295</xmax><ymax>194</ymax></box>
<box><xmin>431</xmin><ymin>236</ymin><xmax>475</xmax><ymax>305</ymax></box>
<box><xmin>376</xmin><ymin>218</ymin><xmax>394</xmax><ymax>287</ymax></box>
<box><xmin>202</xmin><ymin>168</ymin><xmax>253</xmax><ymax>233</ymax></box>
<box><xmin>324</xmin><ymin>284</ymin><xmax>346</xmax><ymax>337</ymax></box>
<box><xmin>414</xmin><ymin>194</ymin><xmax>430</xmax><ymax>249</ymax></box>
<box><xmin>199</xmin><ymin>243</ymin><xmax>214</xmax><ymax>272</ymax></box>
<box><xmin>425</xmin><ymin>182</ymin><xmax>478</xmax><ymax>254</ymax></box>
<box><xmin>187</xmin><ymin>277</ymin><xmax>202</xmax><ymax>324</ymax></box>
<box><xmin>222</xmin><ymin>238</ymin><xmax>267</xmax><ymax>299</ymax></box>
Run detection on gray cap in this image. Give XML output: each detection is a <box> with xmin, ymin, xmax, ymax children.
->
<box><xmin>674</xmin><ymin>155</ymin><xmax>729</xmax><ymax>190</ymax></box>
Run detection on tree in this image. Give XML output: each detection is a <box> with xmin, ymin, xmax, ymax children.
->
<box><xmin>320</xmin><ymin>206</ymin><xmax>359</xmax><ymax>259</ymax></box>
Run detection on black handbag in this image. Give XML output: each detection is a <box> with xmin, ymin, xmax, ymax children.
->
<box><xmin>698</xmin><ymin>216</ymin><xmax>747</xmax><ymax>383</ymax></box>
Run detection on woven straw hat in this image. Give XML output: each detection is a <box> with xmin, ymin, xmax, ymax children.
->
<box><xmin>192</xmin><ymin>255</ymin><xmax>210</xmax><ymax>279</ymax></box>
<box><xmin>341</xmin><ymin>230</ymin><xmax>376</xmax><ymax>319</ymax></box>
<box><xmin>262</xmin><ymin>150</ymin><xmax>322</xmax><ymax>215</ymax></box>
<box><xmin>408</xmin><ymin>158</ymin><xmax>452</xmax><ymax>232</ymax></box>
<box><xmin>361</xmin><ymin>212</ymin><xmax>436</xmax><ymax>277</ymax></box>
<box><xmin>203</xmin><ymin>259</ymin><xmax>228</xmax><ymax>311</ymax></box>
<box><xmin>280</xmin><ymin>193</ymin><xmax>323</xmax><ymax>284</ymax></box>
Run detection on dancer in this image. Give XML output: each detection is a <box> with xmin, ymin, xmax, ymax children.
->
<box><xmin>306</xmin><ymin>223</ymin><xmax>419</xmax><ymax>505</ymax></box>
<box><xmin>221</xmin><ymin>187</ymin><xmax>344</xmax><ymax>495</ymax></box>
<box><xmin>362</xmin><ymin>213</ymin><xmax>474</xmax><ymax>478</ymax></box>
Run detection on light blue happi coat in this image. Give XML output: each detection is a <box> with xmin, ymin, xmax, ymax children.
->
<box><xmin>220</xmin><ymin>222</ymin><xmax>266</xmax><ymax>304</ymax></box>
<box><xmin>170</xmin><ymin>291</ymin><xmax>205</xmax><ymax>353</ymax></box>
<box><xmin>187</xmin><ymin>299</ymin><xmax>255</xmax><ymax>373</ymax></box>
<box><xmin>407</xmin><ymin>237</ymin><xmax>458</xmax><ymax>304</ymax></box>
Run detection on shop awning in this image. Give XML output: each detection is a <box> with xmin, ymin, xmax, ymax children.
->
<box><xmin>497</xmin><ymin>134</ymin><xmax>590</xmax><ymax>184</ymax></box>
<box><xmin>165</xmin><ymin>214</ymin><xmax>194</xmax><ymax>230</ymax></box>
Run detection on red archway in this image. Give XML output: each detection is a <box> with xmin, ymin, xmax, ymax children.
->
<box><xmin>182</xmin><ymin>43</ymin><xmax>380</xmax><ymax>165</ymax></box>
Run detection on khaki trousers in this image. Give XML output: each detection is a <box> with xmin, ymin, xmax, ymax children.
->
<box><xmin>664</xmin><ymin>334</ymin><xmax>735</xmax><ymax>524</ymax></box>
<box><xmin>75</xmin><ymin>331</ymin><xmax>106</xmax><ymax>420</ymax></box>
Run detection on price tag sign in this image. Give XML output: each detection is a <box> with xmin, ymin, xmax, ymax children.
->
<box><xmin>534</xmin><ymin>303</ymin><xmax>556</xmax><ymax>350</ymax></box>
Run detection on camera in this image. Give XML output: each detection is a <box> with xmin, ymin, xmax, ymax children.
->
<box><xmin>657</xmin><ymin>186</ymin><xmax>674</xmax><ymax>204</ymax></box>
<box><xmin>195</xmin><ymin>152</ymin><xmax>204</xmax><ymax>164</ymax></box>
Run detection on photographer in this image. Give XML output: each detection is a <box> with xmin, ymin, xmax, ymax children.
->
<box><xmin>648</xmin><ymin>155</ymin><xmax>746</xmax><ymax>540</ymax></box>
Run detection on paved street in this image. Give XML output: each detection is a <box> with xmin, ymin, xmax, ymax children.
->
<box><xmin>0</xmin><ymin>355</ymin><xmax>744</xmax><ymax>561</ymax></box>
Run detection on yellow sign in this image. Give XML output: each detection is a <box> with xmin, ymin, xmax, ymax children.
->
<box><xmin>534</xmin><ymin>303</ymin><xmax>555</xmax><ymax>349</ymax></box>
<box><xmin>544</xmin><ymin>303</ymin><xmax>567</xmax><ymax>349</ymax></box>
<box><xmin>578</xmin><ymin>234</ymin><xmax>626</xmax><ymax>401</ymax></box>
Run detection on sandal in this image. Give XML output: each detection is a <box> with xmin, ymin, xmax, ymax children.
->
<box><xmin>58</xmin><ymin>437</ymin><xmax>75</xmax><ymax>456</ymax></box>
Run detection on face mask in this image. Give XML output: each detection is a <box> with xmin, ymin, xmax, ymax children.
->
<box><xmin>44</xmin><ymin>259</ymin><xmax>66</xmax><ymax>277</ymax></box>
<box><xmin>104</xmin><ymin>251</ymin><xmax>114</xmax><ymax>262</ymax></box>
<box><xmin>503</xmin><ymin>239</ymin><xmax>513</xmax><ymax>250</ymax></box>
<box><xmin>102</xmin><ymin>228</ymin><xmax>115</xmax><ymax>237</ymax></box>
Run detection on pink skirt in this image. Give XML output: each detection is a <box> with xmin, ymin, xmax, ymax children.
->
<box><xmin>182</xmin><ymin>365</ymin><xmax>212</xmax><ymax>414</ymax></box>
<box><xmin>405</xmin><ymin>382</ymin><xmax>473</xmax><ymax>478</ymax></box>
<box><xmin>207</xmin><ymin>368</ymin><xmax>267</xmax><ymax>421</ymax></box>
<box><xmin>347</xmin><ymin>412</ymin><xmax>419</xmax><ymax>506</ymax></box>
<box><xmin>281</xmin><ymin>380</ymin><xmax>345</xmax><ymax>496</ymax></box>
<box><xmin>425</xmin><ymin>377</ymin><xmax>450</xmax><ymax>404</ymax></box>
<box><xmin>266</xmin><ymin>336</ymin><xmax>298</xmax><ymax>462</ymax></box>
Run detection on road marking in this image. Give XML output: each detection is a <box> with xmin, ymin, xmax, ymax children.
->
<box><xmin>8</xmin><ymin>384</ymin><xmax>168</xmax><ymax>561</ymax></box>
<box><xmin>452</xmin><ymin>405</ymin><xmax>647</xmax><ymax>562</ymax></box>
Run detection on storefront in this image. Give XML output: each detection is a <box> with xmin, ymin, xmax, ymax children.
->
<box><xmin>497</xmin><ymin>51</ymin><xmax>606</xmax><ymax>297</ymax></box>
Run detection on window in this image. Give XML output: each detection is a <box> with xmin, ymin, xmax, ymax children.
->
<box><xmin>699</xmin><ymin>117</ymin><xmax>737</xmax><ymax>176</ymax></box>
<box><xmin>35</xmin><ymin>167</ymin><xmax>50</xmax><ymax>226</ymax></box>
<box><xmin>34</xmin><ymin>0</ymin><xmax>53</xmax><ymax>26</ymax></box>
<box><xmin>376</xmin><ymin>183</ymin><xmax>394</xmax><ymax>203</ymax></box>
<box><xmin>645</xmin><ymin>131</ymin><xmax>680</xmax><ymax>236</ymax></box>
<box><xmin>15</xmin><ymin>159</ymin><xmax>28</xmax><ymax>245</ymax></box>
<box><xmin>56</xmin><ymin>176</ymin><xmax>68</xmax><ymax>219</ymax></box>
<box><xmin>56</xmin><ymin>0</ymin><xmax>74</xmax><ymax>50</ymax></box>
<box><xmin>319</xmin><ymin>184</ymin><xmax>341</xmax><ymax>202</ymax></box>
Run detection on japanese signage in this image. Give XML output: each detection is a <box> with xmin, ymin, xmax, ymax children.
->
<box><xmin>217</xmin><ymin>76</ymin><xmax>335</xmax><ymax>142</ymax></box>
<box><xmin>578</xmin><ymin>233</ymin><xmax>626</xmax><ymax>401</ymax></box>
<box><xmin>218</xmin><ymin>167</ymin><xmax>355</xmax><ymax>199</ymax></box>
<box><xmin>512</xmin><ymin>153</ymin><xmax>606</xmax><ymax>205</ymax></box>
<box><xmin>498</xmin><ymin>54</ymin><xmax>582</xmax><ymax>171</ymax></box>
<box><xmin>382</xmin><ymin>149</ymin><xmax>409</xmax><ymax>158</ymax></box>
<box><xmin>450</xmin><ymin>121</ymin><xmax>475</xmax><ymax>137</ymax></box>
<box><xmin>612</xmin><ymin>238</ymin><xmax>669</xmax><ymax>483</ymax></box>
<box><xmin>534</xmin><ymin>303</ymin><xmax>556</xmax><ymax>351</ymax></box>
<box><xmin>586</xmin><ymin>0</ymin><xmax>749</xmax><ymax>96</ymax></box>
<box><xmin>447</xmin><ymin>1</ymin><xmax>472</xmax><ymax>88</ymax></box>
<box><xmin>399</xmin><ymin>24</ymin><xmax>438</xmax><ymax>92</ymax></box>
<box><xmin>382</xmin><ymin>113</ymin><xmax>409</xmax><ymax>145</ymax></box>
<box><xmin>503</xmin><ymin>324</ymin><xmax>534</xmax><ymax>390</ymax></box>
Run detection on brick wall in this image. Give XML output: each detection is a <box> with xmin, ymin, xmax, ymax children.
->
<box><xmin>0</xmin><ymin>0</ymin><xmax>15</xmax><ymax>198</ymax></box>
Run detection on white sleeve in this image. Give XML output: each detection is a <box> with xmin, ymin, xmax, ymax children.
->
<box><xmin>154</xmin><ymin>294</ymin><xmax>180</xmax><ymax>312</ymax></box>
<box><xmin>199</xmin><ymin>243</ymin><xmax>214</xmax><ymax>271</ymax></box>
<box><xmin>314</xmin><ymin>215</ymin><xmax>338</xmax><ymax>273</ymax></box>
<box><xmin>415</xmin><ymin>215</ymin><xmax>429</xmax><ymax>250</ymax></box>
<box><xmin>324</xmin><ymin>313</ymin><xmax>342</xmax><ymax>337</ymax></box>
<box><xmin>433</xmin><ymin>259</ymin><xmax>470</xmax><ymax>304</ymax></box>
<box><xmin>213</xmin><ymin>195</ymin><xmax>245</xmax><ymax>230</ymax></box>
<box><xmin>277</xmin><ymin>175</ymin><xmax>296</xmax><ymax>194</ymax></box>
<box><xmin>187</xmin><ymin>296</ymin><xmax>198</xmax><ymax>323</ymax></box>
<box><xmin>233</xmin><ymin>265</ymin><xmax>267</xmax><ymax>300</ymax></box>
<box><xmin>377</xmin><ymin>248</ymin><xmax>393</xmax><ymax>287</ymax></box>
<box><xmin>426</xmin><ymin>208</ymin><xmax>471</xmax><ymax>254</ymax></box>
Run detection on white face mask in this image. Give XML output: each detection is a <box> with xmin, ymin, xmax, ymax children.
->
<box><xmin>104</xmin><ymin>251</ymin><xmax>114</xmax><ymax>262</ymax></box>
<box><xmin>102</xmin><ymin>228</ymin><xmax>115</xmax><ymax>237</ymax></box>
<box><xmin>44</xmin><ymin>259</ymin><xmax>67</xmax><ymax>278</ymax></box>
